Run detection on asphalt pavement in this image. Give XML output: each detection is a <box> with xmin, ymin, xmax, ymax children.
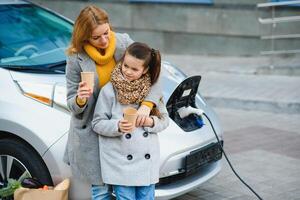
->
<box><xmin>163</xmin><ymin>54</ymin><xmax>300</xmax><ymax>200</ymax></box>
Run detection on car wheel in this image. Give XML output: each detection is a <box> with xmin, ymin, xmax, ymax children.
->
<box><xmin>0</xmin><ymin>138</ymin><xmax>53</xmax><ymax>199</ymax></box>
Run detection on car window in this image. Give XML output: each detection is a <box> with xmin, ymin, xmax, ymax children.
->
<box><xmin>0</xmin><ymin>4</ymin><xmax>72</xmax><ymax>71</ymax></box>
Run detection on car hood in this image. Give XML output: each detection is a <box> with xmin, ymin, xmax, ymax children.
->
<box><xmin>8</xmin><ymin>62</ymin><xmax>186</xmax><ymax>110</ymax></box>
<box><xmin>9</xmin><ymin>70</ymin><xmax>66</xmax><ymax>85</ymax></box>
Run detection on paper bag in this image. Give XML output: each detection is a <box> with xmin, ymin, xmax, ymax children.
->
<box><xmin>14</xmin><ymin>179</ymin><xmax>70</xmax><ymax>200</ymax></box>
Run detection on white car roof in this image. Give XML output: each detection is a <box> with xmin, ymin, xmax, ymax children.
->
<box><xmin>0</xmin><ymin>0</ymin><xmax>28</xmax><ymax>5</ymax></box>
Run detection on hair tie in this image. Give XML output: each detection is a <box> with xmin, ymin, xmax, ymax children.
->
<box><xmin>151</xmin><ymin>48</ymin><xmax>156</xmax><ymax>57</ymax></box>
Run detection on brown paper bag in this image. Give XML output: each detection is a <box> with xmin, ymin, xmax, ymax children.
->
<box><xmin>14</xmin><ymin>179</ymin><xmax>70</xmax><ymax>200</ymax></box>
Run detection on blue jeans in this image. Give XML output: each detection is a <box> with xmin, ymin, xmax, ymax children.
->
<box><xmin>113</xmin><ymin>185</ymin><xmax>155</xmax><ymax>200</ymax></box>
<box><xmin>91</xmin><ymin>184</ymin><xmax>112</xmax><ymax>200</ymax></box>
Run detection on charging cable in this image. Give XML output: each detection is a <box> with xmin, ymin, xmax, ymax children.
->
<box><xmin>177</xmin><ymin>106</ymin><xmax>264</xmax><ymax>200</ymax></box>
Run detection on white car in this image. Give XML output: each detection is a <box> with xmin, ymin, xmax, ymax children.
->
<box><xmin>0</xmin><ymin>1</ymin><xmax>223</xmax><ymax>199</ymax></box>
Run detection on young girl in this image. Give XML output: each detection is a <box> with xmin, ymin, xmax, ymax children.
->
<box><xmin>92</xmin><ymin>42</ymin><xmax>169</xmax><ymax>200</ymax></box>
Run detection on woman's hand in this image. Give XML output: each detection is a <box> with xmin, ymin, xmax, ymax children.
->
<box><xmin>136</xmin><ymin>105</ymin><xmax>151</xmax><ymax>127</ymax></box>
<box><xmin>143</xmin><ymin>117</ymin><xmax>154</xmax><ymax>127</ymax></box>
<box><xmin>118</xmin><ymin>119</ymin><xmax>134</xmax><ymax>133</ymax></box>
<box><xmin>77</xmin><ymin>81</ymin><xmax>93</xmax><ymax>100</ymax></box>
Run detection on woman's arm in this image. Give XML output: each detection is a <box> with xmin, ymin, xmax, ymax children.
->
<box><xmin>136</xmin><ymin>76</ymin><xmax>163</xmax><ymax>126</ymax></box>
<box><xmin>65</xmin><ymin>55</ymin><xmax>87</xmax><ymax>114</ymax></box>
<box><xmin>144</xmin><ymin>76</ymin><xmax>163</xmax><ymax>107</ymax></box>
<box><xmin>143</xmin><ymin>97</ymin><xmax>169</xmax><ymax>133</ymax></box>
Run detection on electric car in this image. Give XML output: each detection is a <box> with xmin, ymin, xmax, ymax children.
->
<box><xmin>0</xmin><ymin>1</ymin><xmax>223</xmax><ymax>199</ymax></box>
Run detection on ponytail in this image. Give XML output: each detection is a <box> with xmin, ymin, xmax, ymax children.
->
<box><xmin>148</xmin><ymin>48</ymin><xmax>162</xmax><ymax>118</ymax></box>
<box><xmin>148</xmin><ymin>48</ymin><xmax>161</xmax><ymax>85</ymax></box>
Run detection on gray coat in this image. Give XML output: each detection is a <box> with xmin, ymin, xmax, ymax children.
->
<box><xmin>92</xmin><ymin>82</ymin><xmax>169</xmax><ymax>186</ymax></box>
<box><xmin>63</xmin><ymin>33</ymin><xmax>162</xmax><ymax>185</ymax></box>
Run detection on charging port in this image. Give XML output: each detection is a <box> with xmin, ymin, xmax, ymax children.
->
<box><xmin>166</xmin><ymin>76</ymin><xmax>204</xmax><ymax>132</ymax></box>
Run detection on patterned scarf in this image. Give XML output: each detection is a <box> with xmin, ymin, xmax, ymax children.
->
<box><xmin>111</xmin><ymin>62</ymin><xmax>151</xmax><ymax>105</ymax></box>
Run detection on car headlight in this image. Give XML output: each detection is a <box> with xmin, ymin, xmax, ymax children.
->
<box><xmin>16</xmin><ymin>81</ymin><xmax>53</xmax><ymax>106</ymax></box>
<box><xmin>15</xmin><ymin>81</ymin><xmax>69</xmax><ymax>112</ymax></box>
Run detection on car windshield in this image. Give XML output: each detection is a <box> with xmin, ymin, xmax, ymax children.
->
<box><xmin>0</xmin><ymin>4</ymin><xmax>72</xmax><ymax>72</ymax></box>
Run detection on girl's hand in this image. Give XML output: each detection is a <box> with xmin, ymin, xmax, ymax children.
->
<box><xmin>77</xmin><ymin>81</ymin><xmax>93</xmax><ymax>100</ymax></box>
<box><xmin>143</xmin><ymin>117</ymin><xmax>154</xmax><ymax>127</ymax></box>
<box><xmin>136</xmin><ymin>105</ymin><xmax>151</xmax><ymax>126</ymax></box>
<box><xmin>118</xmin><ymin>119</ymin><xmax>134</xmax><ymax>133</ymax></box>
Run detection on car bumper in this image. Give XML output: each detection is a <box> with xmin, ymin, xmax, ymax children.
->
<box><xmin>156</xmin><ymin>161</ymin><xmax>222</xmax><ymax>199</ymax></box>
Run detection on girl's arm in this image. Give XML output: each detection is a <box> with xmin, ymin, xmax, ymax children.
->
<box><xmin>143</xmin><ymin>97</ymin><xmax>169</xmax><ymax>133</ymax></box>
<box><xmin>92</xmin><ymin>84</ymin><xmax>123</xmax><ymax>137</ymax></box>
<box><xmin>66</xmin><ymin>55</ymin><xmax>87</xmax><ymax>115</ymax></box>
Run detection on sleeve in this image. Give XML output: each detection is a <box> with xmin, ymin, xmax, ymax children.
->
<box><xmin>92</xmin><ymin>84</ymin><xmax>123</xmax><ymax>137</ymax></box>
<box><xmin>76</xmin><ymin>96</ymin><xmax>87</xmax><ymax>107</ymax></box>
<box><xmin>144</xmin><ymin>75</ymin><xmax>163</xmax><ymax>107</ymax></box>
<box><xmin>143</xmin><ymin>97</ymin><xmax>169</xmax><ymax>133</ymax></box>
<box><xmin>124</xmin><ymin>33</ymin><xmax>134</xmax><ymax>47</ymax></box>
<box><xmin>65</xmin><ymin>55</ymin><xmax>87</xmax><ymax>114</ymax></box>
<box><xmin>141</xmin><ymin>101</ymin><xmax>154</xmax><ymax>109</ymax></box>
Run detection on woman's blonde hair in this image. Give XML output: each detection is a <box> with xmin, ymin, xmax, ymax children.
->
<box><xmin>66</xmin><ymin>5</ymin><xmax>110</xmax><ymax>55</ymax></box>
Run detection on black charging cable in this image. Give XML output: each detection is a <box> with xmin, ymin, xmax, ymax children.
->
<box><xmin>202</xmin><ymin>112</ymin><xmax>264</xmax><ymax>200</ymax></box>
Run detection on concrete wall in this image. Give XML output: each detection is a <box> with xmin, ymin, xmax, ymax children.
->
<box><xmin>31</xmin><ymin>0</ymin><xmax>300</xmax><ymax>56</ymax></box>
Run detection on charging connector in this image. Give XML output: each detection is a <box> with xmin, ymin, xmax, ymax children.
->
<box><xmin>177</xmin><ymin>106</ymin><xmax>204</xmax><ymax>118</ymax></box>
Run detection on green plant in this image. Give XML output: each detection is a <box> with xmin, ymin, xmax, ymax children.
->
<box><xmin>0</xmin><ymin>179</ymin><xmax>21</xmax><ymax>198</ymax></box>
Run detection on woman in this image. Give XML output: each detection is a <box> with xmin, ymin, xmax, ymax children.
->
<box><xmin>63</xmin><ymin>5</ymin><xmax>162</xmax><ymax>200</ymax></box>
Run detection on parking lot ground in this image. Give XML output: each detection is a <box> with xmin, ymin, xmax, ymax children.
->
<box><xmin>174</xmin><ymin>108</ymin><xmax>300</xmax><ymax>200</ymax></box>
<box><xmin>165</xmin><ymin>54</ymin><xmax>300</xmax><ymax>200</ymax></box>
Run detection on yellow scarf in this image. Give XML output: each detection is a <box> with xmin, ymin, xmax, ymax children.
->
<box><xmin>84</xmin><ymin>31</ymin><xmax>116</xmax><ymax>87</ymax></box>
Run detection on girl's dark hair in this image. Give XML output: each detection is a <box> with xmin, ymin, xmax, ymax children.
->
<box><xmin>125</xmin><ymin>42</ymin><xmax>161</xmax><ymax>85</ymax></box>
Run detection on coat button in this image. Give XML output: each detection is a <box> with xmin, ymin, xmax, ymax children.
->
<box><xmin>82</xmin><ymin>125</ymin><xmax>87</xmax><ymax>129</ymax></box>
<box><xmin>145</xmin><ymin>154</ymin><xmax>151</xmax><ymax>159</ymax></box>
<box><xmin>125</xmin><ymin>134</ymin><xmax>131</xmax><ymax>139</ymax></box>
<box><xmin>143</xmin><ymin>132</ymin><xmax>148</xmax><ymax>137</ymax></box>
<box><xmin>127</xmin><ymin>155</ymin><xmax>133</xmax><ymax>160</ymax></box>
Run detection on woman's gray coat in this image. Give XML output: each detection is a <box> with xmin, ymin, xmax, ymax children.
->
<box><xmin>63</xmin><ymin>33</ymin><xmax>162</xmax><ymax>185</ymax></box>
<box><xmin>92</xmin><ymin>82</ymin><xmax>169</xmax><ymax>186</ymax></box>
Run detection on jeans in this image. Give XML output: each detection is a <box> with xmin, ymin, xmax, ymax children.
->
<box><xmin>91</xmin><ymin>184</ymin><xmax>112</xmax><ymax>200</ymax></box>
<box><xmin>113</xmin><ymin>185</ymin><xmax>155</xmax><ymax>200</ymax></box>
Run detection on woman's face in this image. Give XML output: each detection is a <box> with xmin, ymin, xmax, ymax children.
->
<box><xmin>89</xmin><ymin>23</ymin><xmax>110</xmax><ymax>49</ymax></box>
<box><xmin>121</xmin><ymin>53</ymin><xmax>148</xmax><ymax>82</ymax></box>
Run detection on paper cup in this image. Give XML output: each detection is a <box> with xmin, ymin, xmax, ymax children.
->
<box><xmin>81</xmin><ymin>72</ymin><xmax>94</xmax><ymax>91</ymax></box>
<box><xmin>123</xmin><ymin>107</ymin><xmax>138</xmax><ymax>132</ymax></box>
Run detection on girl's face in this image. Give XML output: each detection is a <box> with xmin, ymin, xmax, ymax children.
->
<box><xmin>121</xmin><ymin>53</ymin><xmax>148</xmax><ymax>81</ymax></box>
<box><xmin>89</xmin><ymin>23</ymin><xmax>110</xmax><ymax>49</ymax></box>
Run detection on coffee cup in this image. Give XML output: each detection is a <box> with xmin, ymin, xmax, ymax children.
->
<box><xmin>81</xmin><ymin>72</ymin><xmax>94</xmax><ymax>92</ymax></box>
<box><xmin>123</xmin><ymin>107</ymin><xmax>138</xmax><ymax>132</ymax></box>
